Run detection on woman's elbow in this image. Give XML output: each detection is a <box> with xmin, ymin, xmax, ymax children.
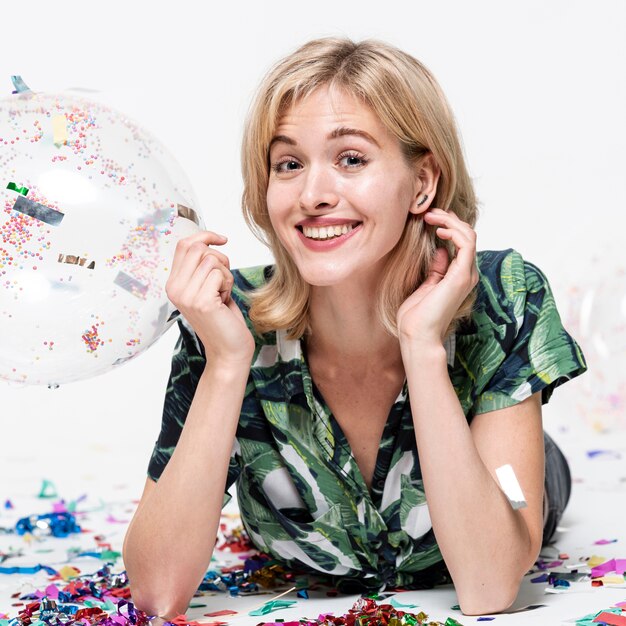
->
<box><xmin>458</xmin><ymin>583</ymin><xmax>519</xmax><ymax>616</ymax></box>
<box><xmin>123</xmin><ymin>549</ymin><xmax>191</xmax><ymax>618</ymax></box>
<box><xmin>127</xmin><ymin>580</ymin><xmax>191</xmax><ymax>620</ymax></box>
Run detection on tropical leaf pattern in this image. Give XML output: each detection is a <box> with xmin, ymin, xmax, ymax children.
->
<box><xmin>147</xmin><ymin>248</ymin><xmax>587</xmax><ymax>590</ymax></box>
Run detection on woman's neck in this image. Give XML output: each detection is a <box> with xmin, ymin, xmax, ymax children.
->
<box><xmin>306</xmin><ymin>278</ymin><xmax>404</xmax><ymax>375</ymax></box>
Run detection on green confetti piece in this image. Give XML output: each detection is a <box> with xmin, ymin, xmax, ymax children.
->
<box><xmin>37</xmin><ymin>479</ymin><xmax>58</xmax><ymax>499</ymax></box>
<box><xmin>450</xmin><ymin>604</ymin><xmax>460</xmax><ymax>610</ymax></box>
<box><xmin>249</xmin><ymin>599</ymin><xmax>297</xmax><ymax>616</ymax></box>
<box><xmin>445</xmin><ymin>618</ymin><xmax>465</xmax><ymax>626</ymax></box>
<box><xmin>188</xmin><ymin>603</ymin><xmax>206</xmax><ymax>608</ymax></box>
<box><xmin>101</xmin><ymin>549</ymin><xmax>121</xmax><ymax>563</ymax></box>
<box><xmin>84</xmin><ymin>598</ymin><xmax>116</xmax><ymax>610</ymax></box>
<box><xmin>389</xmin><ymin>596</ymin><xmax>419</xmax><ymax>609</ymax></box>
<box><xmin>6</xmin><ymin>182</ymin><xmax>29</xmax><ymax>195</ymax></box>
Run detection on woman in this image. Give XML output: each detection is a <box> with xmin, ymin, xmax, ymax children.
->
<box><xmin>122</xmin><ymin>37</ymin><xmax>587</xmax><ymax>618</ymax></box>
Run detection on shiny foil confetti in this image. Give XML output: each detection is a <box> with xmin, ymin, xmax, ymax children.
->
<box><xmin>12</xmin><ymin>194</ymin><xmax>65</xmax><ymax>226</ymax></box>
<box><xmin>177</xmin><ymin>203</ymin><xmax>200</xmax><ymax>225</ymax></box>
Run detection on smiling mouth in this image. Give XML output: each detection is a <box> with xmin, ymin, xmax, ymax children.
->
<box><xmin>296</xmin><ymin>222</ymin><xmax>362</xmax><ymax>241</ymax></box>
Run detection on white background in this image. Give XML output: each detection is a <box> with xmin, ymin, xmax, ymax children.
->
<box><xmin>1</xmin><ymin>0</ymin><xmax>625</xmax><ymax>502</ymax></box>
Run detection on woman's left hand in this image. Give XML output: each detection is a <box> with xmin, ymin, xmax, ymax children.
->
<box><xmin>396</xmin><ymin>208</ymin><xmax>479</xmax><ymax>348</ymax></box>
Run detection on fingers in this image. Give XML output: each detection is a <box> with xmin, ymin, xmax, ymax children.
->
<box><xmin>423</xmin><ymin>208</ymin><xmax>478</xmax><ymax>287</ymax></box>
<box><xmin>422</xmin><ymin>248</ymin><xmax>449</xmax><ymax>286</ymax></box>
<box><xmin>166</xmin><ymin>231</ymin><xmax>233</xmax><ymax>308</ymax></box>
<box><xmin>169</xmin><ymin>230</ymin><xmax>229</xmax><ymax>283</ymax></box>
<box><xmin>186</xmin><ymin>254</ymin><xmax>234</xmax><ymax>306</ymax></box>
<box><xmin>424</xmin><ymin>208</ymin><xmax>475</xmax><ymax>244</ymax></box>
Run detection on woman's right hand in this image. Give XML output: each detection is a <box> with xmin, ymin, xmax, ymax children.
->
<box><xmin>165</xmin><ymin>231</ymin><xmax>255</xmax><ymax>367</ymax></box>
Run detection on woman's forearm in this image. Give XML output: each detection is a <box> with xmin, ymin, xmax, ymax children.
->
<box><xmin>401</xmin><ymin>342</ymin><xmax>533</xmax><ymax>614</ymax></box>
<box><xmin>122</xmin><ymin>362</ymin><xmax>250</xmax><ymax>618</ymax></box>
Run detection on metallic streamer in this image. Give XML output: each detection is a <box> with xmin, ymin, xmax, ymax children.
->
<box><xmin>177</xmin><ymin>203</ymin><xmax>200</xmax><ymax>224</ymax></box>
<box><xmin>113</xmin><ymin>271</ymin><xmax>149</xmax><ymax>298</ymax></box>
<box><xmin>12</xmin><ymin>195</ymin><xmax>65</xmax><ymax>226</ymax></box>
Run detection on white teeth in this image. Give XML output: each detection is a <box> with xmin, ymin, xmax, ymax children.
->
<box><xmin>302</xmin><ymin>223</ymin><xmax>356</xmax><ymax>240</ymax></box>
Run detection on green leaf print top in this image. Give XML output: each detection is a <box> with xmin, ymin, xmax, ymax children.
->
<box><xmin>147</xmin><ymin>248</ymin><xmax>587</xmax><ymax>592</ymax></box>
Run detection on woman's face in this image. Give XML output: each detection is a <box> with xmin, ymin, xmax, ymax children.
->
<box><xmin>266</xmin><ymin>85</ymin><xmax>424</xmax><ymax>288</ymax></box>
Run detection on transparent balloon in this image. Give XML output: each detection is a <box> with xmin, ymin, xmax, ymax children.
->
<box><xmin>0</xmin><ymin>82</ymin><xmax>203</xmax><ymax>386</ymax></box>
<box><xmin>562</xmin><ymin>262</ymin><xmax>626</xmax><ymax>432</ymax></box>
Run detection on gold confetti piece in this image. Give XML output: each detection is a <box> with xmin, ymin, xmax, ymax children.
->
<box><xmin>59</xmin><ymin>565</ymin><xmax>80</xmax><ymax>581</ymax></box>
<box><xmin>599</xmin><ymin>575</ymin><xmax>626</xmax><ymax>584</ymax></box>
<box><xmin>52</xmin><ymin>114</ymin><xmax>68</xmax><ymax>147</ymax></box>
<box><xmin>588</xmin><ymin>555</ymin><xmax>608</xmax><ymax>567</ymax></box>
<box><xmin>58</xmin><ymin>253</ymin><xmax>95</xmax><ymax>269</ymax></box>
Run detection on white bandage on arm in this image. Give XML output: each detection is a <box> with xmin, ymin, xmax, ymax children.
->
<box><xmin>495</xmin><ymin>463</ymin><xmax>528</xmax><ymax>510</ymax></box>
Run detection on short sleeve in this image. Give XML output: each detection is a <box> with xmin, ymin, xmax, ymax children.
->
<box><xmin>147</xmin><ymin>318</ymin><xmax>242</xmax><ymax>507</ymax></box>
<box><xmin>471</xmin><ymin>253</ymin><xmax>587</xmax><ymax>416</ymax></box>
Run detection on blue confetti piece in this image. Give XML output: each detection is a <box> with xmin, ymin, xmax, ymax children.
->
<box><xmin>531</xmin><ymin>573</ymin><xmax>549</xmax><ymax>583</ymax></box>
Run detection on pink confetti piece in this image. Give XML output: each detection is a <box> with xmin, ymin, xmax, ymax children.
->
<box><xmin>592</xmin><ymin>559</ymin><xmax>616</xmax><ymax>577</ymax></box>
<box><xmin>45</xmin><ymin>583</ymin><xmax>59</xmax><ymax>599</ymax></box>
<box><xmin>595</xmin><ymin>539</ymin><xmax>619</xmax><ymax>545</ymax></box>
<box><xmin>52</xmin><ymin>500</ymin><xmax>68</xmax><ymax>513</ymax></box>
<box><xmin>592</xmin><ymin>559</ymin><xmax>626</xmax><ymax>578</ymax></box>
<box><xmin>105</xmin><ymin>514</ymin><xmax>129</xmax><ymax>524</ymax></box>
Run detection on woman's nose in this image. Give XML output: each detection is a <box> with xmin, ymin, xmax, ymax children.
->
<box><xmin>298</xmin><ymin>163</ymin><xmax>339</xmax><ymax>211</ymax></box>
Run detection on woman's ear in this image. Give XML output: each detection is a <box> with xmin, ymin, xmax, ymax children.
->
<box><xmin>409</xmin><ymin>152</ymin><xmax>441</xmax><ymax>215</ymax></box>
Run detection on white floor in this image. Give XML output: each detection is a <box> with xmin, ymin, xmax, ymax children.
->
<box><xmin>0</xmin><ymin>335</ymin><xmax>625</xmax><ymax>625</ymax></box>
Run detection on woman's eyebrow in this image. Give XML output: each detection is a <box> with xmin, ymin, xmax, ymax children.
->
<box><xmin>269</xmin><ymin>126</ymin><xmax>381</xmax><ymax>150</ymax></box>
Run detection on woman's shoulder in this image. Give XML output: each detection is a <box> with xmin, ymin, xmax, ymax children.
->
<box><xmin>466</xmin><ymin>248</ymin><xmax>549</xmax><ymax>335</ymax></box>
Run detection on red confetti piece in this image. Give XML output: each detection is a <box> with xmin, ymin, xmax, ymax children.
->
<box><xmin>592</xmin><ymin>612</ymin><xmax>626</xmax><ymax>625</ymax></box>
<box><xmin>203</xmin><ymin>610</ymin><xmax>238</xmax><ymax>617</ymax></box>
<box><xmin>170</xmin><ymin>615</ymin><xmax>202</xmax><ymax>626</ymax></box>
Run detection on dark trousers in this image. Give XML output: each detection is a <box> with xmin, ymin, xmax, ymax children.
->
<box><xmin>542</xmin><ymin>430</ymin><xmax>572</xmax><ymax>545</ymax></box>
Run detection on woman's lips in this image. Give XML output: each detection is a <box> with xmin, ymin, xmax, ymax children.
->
<box><xmin>295</xmin><ymin>222</ymin><xmax>363</xmax><ymax>251</ymax></box>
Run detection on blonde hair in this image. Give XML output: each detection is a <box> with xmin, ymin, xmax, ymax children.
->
<box><xmin>241</xmin><ymin>37</ymin><xmax>478</xmax><ymax>340</ymax></box>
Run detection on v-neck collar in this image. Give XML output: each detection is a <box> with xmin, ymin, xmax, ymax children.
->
<box><xmin>275</xmin><ymin>328</ymin><xmax>457</xmax><ymax>509</ymax></box>
<box><xmin>299</xmin><ymin>335</ymin><xmax>407</xmax><ymax>508</ymax></box>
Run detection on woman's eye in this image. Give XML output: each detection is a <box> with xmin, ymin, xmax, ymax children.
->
<box><xmin>271</xmin><ymin>160</ymin><xmax>301</xmax><ymax>174</ymax></box>
<box><xmin>338</xmin><ymin>152</ymin><xmax>368</xmax><ymax>168</ymax></box>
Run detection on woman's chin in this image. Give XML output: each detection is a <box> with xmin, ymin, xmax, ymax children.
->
<box><xmin>295</xmin><ymin>262</ymin><xmax>364</xmax><ymax>288</ymax></box>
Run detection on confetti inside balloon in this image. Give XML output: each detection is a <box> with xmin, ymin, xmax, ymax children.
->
<box><xmin>0</xmin><ymin>77</ymin><xmax>203</xmax><ymax>386</ymax></box>
<box><xmin>563</xmin><ymin>258</ymin><xmax>626</xmax><ymax>432</ymax></box>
